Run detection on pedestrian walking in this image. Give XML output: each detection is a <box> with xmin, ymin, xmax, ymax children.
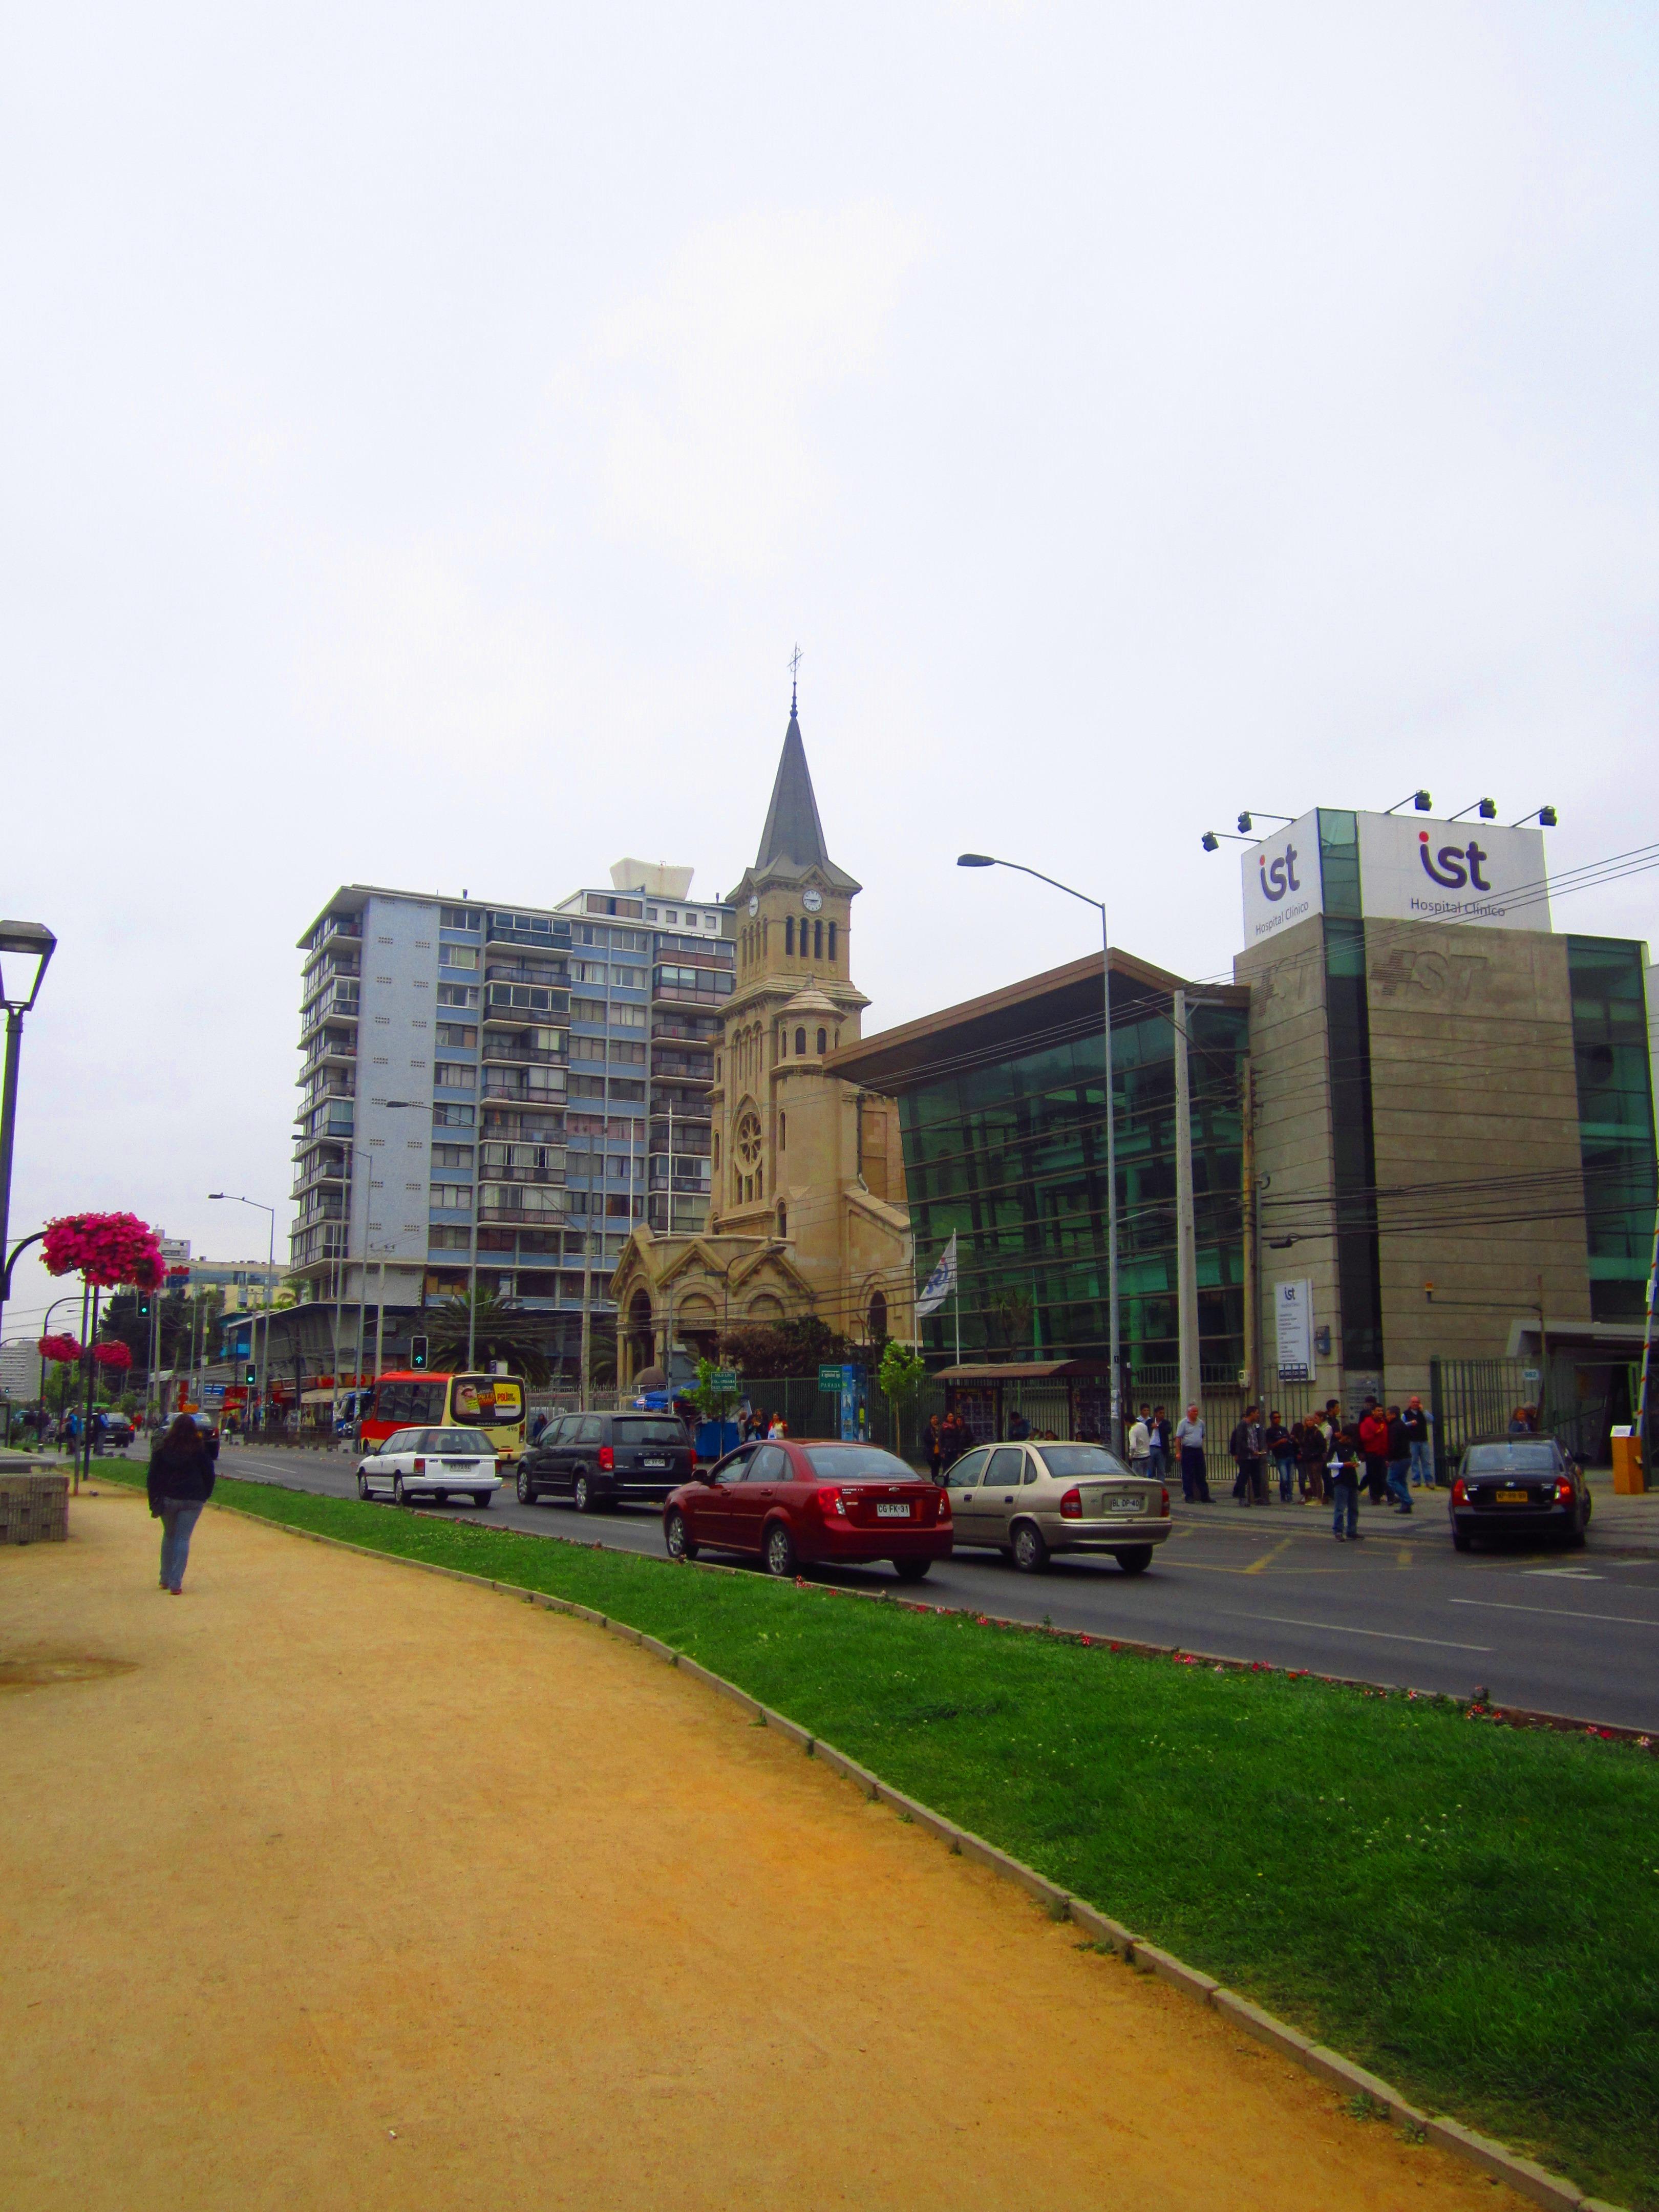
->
<box><xmin>1127</xmin><ymin>1406</ymin><xmax>1152</xmax><ymax>1472</ymax></box>
<box><xmin>1358</xmin><ymin>1401</ymin><xmax>1390</xmax><ymax>1506</ymax></box>
<box><xmin>1266</xmin><ymin>1411</ymin><xmax>1295</xmax><ymax>1503</ymax></box>
<box><xmin>1148</xmin><ymin>1406</ymin><xmax>1171</xmax><ymax>1483</ymax></box>
<box><xmin>1173</xmin><ymin>1403</ymin><xmax>1210</xmax><ymax>1501</ymax></box>
<box><xmin>1229</xmin><ymin>1406</ymin><xmax>1265</xmax><ymax>1504</ymax></box>
<box><xmin>146</xmin><ymin>1412</ymin><xmax>218</xmax><ymax>1594</ymax></box>
<box><xmin>924</xmin><ymin>1415</ymin><xmax>943</xmax><ymax>1481</ymax></box>
<box><xmin>1297</xmin><ymin>1414</ymin><xmax>1330</xmax><ymax>1503</ymax></box>
<box><xmin>1328</xmin><ymin>1422</ymin><xmax>1364</xmax><ymax>1542</ymax></box>
<box><xmin>1402</xmin><ymin>1395</ymin><xmax>1434</xmax><ymax>1487</ymax></box>
<box><xmin>1384</xmin><ymin>1406</ymin><xmax>1414</xmax><ymax>1514</ymax></box>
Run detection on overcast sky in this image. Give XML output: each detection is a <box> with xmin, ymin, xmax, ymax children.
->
<box><xmin>3</xmin><ymin>2</ymin><xmax>1656</xmax><ymax>1329</ymax></box>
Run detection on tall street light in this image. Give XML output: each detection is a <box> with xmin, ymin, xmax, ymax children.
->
<box><xmin>208</xmin><ymin>1193</ymin><xmax>276</xmax><ymax>1435</ymax></box>
<box><xmin>958</xmin><ymin>856</ymin><xmax>1122</xmax><ymax>1452</ymax></box>
<box><xmin>0</xmin><ymin>920</ymin><xmax>56</xmax><ymax>1357</ymax></box>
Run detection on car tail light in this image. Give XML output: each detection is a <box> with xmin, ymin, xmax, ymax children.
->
<box><xmin>817</xmin><ymin>1486</ymin><xmax>847</xmax><ymax>1518</ymax></box>
<box><xmin>935</xmin><ymin>1489</ymin><xmax>951</xmax><ymax>1521</ymax></box>
<box><xmin>598</xmin><ymin>1445</ymin><xmax>614</xmax><ymax>1472</ymax></box>
<box><xmin>1556</xmin><ymin>1479</ymin><xmax>1575</xmax><ymax>1503</ymax></box>
<box><xmin>1060</xmin><ymin>1486</ymin><xmax>1082</xmax><ymax>1520</ymax></box>
<box><xmin>1160</xmin><ymin>1486</ymin><xmax>1170</xmax><ymax>1515</ymax></box>
<box><xmin>413</xmin><ymin>1458</ymin><xmax>425</xmax><ymax>1473</ymax></box>
<box><xmin>1452</xmin><ymin>1477</ymin><xmax>1467</xmax><ymax>1504</ymax></box>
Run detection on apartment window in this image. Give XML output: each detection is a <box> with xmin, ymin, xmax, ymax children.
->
<box><xmin>612</xmin><ymin>966</ymin><xmax>645</xmax><ymax>988</ymax></box>
<box><xmin>439</xmin><ymin>945</ymin><xmax>479</xmax><ymax>971</ymax></box>
<box><xmin>435</xmin><ymin>1065</ymin><xmax>476</xmax><ymax>1089</ymax></box>
<box><xmin>429</xmin><ymin>1225</ymin><xmax>471</xmax><ymax>1250</ymax></box>
<box><xmin>571</xmin><ymin>997</ymin><xmax>606</xmax><ymax>1024</ymax></box>
<box><xmin>779</xmin><ymin>1112</ymin><xmax>786</xmax><ymax>1150</ymax></box>
<box><xmin>436</xmin><ymin>984</ymin><xmax>478</xmax><ymax>1008</ymax></box>
<box><xmin>436</xmin><ymin>1024</ymin><xmax>478</xmax><ymax>1048</ymax></box>
<box><xmin>433</xmin><ymin>1144</ymin><xmax>474</xmax><ymax>1168</ymax></box>
<box><xmin>608</xmin><ymin>1039</ymin><xmax>646</xmax><ymax>1065</ymax></box>
<box><xmin>432</xmin><ymin>1101</ymin><xmax>475</xmax><ymax>1126</ymax></box>
<box><xmin>607</xmin><ymin>1155</ymin><xmax>631</xmax><ymax>1179</ymax></box>
<box><xmin>609</xmin><ymin>1002</ymin><xmax>646</xmax><ymax>1027</ymax></box>
<box><xmin>431</xmin><ymin>1183</ymin><xmax>473</xmax><ymax>1210</ymax></box>
<box><xmin>440</xmin><ymin>907</ymin><xmax>480</xmax><ymax>930</ymax></box>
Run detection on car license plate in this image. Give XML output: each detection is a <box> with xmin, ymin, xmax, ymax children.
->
<box><xmin>442</xmin><ymin>1459</ymin><xmax>477</xmax><ymax>1469</ymax></box>
<box><xmin>1105</xmin><ymin>1496</ymin><xmax>1144</xmax><ymax>1515</ymax></box>
<box><xmin>1495</xmin><ymin>1487</ymin><xmax>1529</xmax><ymax>1504</ymax></box>
<box><xmin>876</xmin><ymin>1501</ymin><xmax>910</xmax><ymax>1519</ymax></box>
<box><xmin>643</xmin><ymin>1456</ymin><xmax>667</xmax><ymax>1468</ymax></box>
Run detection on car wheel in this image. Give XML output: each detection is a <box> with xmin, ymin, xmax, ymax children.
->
<box><xmin>1115</xmin><ymin>1546</ymin><xmax>1153</xmax><ymax>1576</ymax></box>
<box><xmin>1452</xmin><ymin>1524</ymin><xmax>1473</xmax><ymax>1552</ymax></box>
<box><xmin>392</xmin><ymin>1475</ymin><xmax>410</xmax><ymax>1507</ymax></box>
<box><xmin>892</xmin><ymin>1557</ymin><xmax>931</xmax><ymax>1583</ymax></box>
<box><xmin>764</xmin><ymin>1521</ymin><xmax>797</xmax><ymax>1578</ymax></box>
<box><xmin>665</xmin><ymin>1508</ymin><xmax>699</xmax><ymax>1561</ymax></box>
<box><xmin>1564</xmin><ymin>1524</ymin><xmax>1586</xmax><ymax>1549</ymax></box>
<box><xmin>573</xmin><ymin>1472</ymin><xmax>593</xmax><ymax>1514</ymax></box>
<box><xmin>356</xmin><ymin>1470</ymin><xmax>369</xmax><ymax>1500</ymax></box>
<box><xmin>516</xmin><ymin>1465</ymin><xmax>535</xmax><ymax>1505</ymax></box>
<box><xmin>473</xmin><ymin>1492</ymin><xmax>492</xmax><ymax>1509</ymax></box>
<box><xmin>1011</xmin><ymin>1520</ymin><xmax>1049</xmax><ymax>1573</ymax></box>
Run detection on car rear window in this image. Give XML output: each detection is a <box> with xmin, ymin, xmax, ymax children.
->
<box><xmin>1034</xmin><ymin>1444</ymin><xmax>1135</xmax><ymax>1478</ymax></box>
<box><xmin>803</xmin><ymin>1446</ymin><xmax>914</xmax><ymax>1481</ymax></box>
<box><xmin>1466</xmin><ymin>1443</ymin><xmax>1557</xmax><ymax>1473</ymax></box>
<box><xmin>613</xmin><ymin>1418</ymin><xmax>688</xmax><ymax>1445</ymax></box>
<box><xmin>428</xmin><ymin>1431</ymin><xmax>488</xmax><ymax>1453</ymax></box>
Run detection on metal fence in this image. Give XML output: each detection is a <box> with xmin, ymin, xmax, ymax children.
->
<box><xmin>1429</xmin><ymin>1357</ymin><xmax>1543</xmax><ymax>1479</ymax></box>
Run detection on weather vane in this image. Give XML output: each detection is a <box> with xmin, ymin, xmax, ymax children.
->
<box><xmin>789</xmin><ymin>641</ymin><xmax>802</xmax><ymax>712</ymax></box>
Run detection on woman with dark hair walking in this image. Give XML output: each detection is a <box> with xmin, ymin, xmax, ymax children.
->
<box><xmin>146</xmin><ymin>1414</ymin><xmax>218</xmax><ymax>1594</ymax></box>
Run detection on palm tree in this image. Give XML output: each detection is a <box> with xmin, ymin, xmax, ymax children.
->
<box><xmin>426</xmin><ymin>1292</ymin><xmax>552</xmax><ymax>1387</ymax></box>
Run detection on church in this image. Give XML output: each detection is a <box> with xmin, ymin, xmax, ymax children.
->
<box><xmin>609</xmin><ymin>694</ymin><xmax>912</xmax><ymax>1384</ymax></box>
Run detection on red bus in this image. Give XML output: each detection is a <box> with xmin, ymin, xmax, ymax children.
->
<box><xmin>357</xmin><ymin>1371</ymin><xmax>528</xmax><ymax>1461</ymax></box>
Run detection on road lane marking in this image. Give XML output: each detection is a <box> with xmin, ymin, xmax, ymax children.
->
<box><xmin>1236</xmin><ymin>1613</ymin><xmax>1491</xmax><ymax>1651</ymax></box>
<box><xmin>1244</xmin><ymin>1538</ymin><xmax>1294</xmax><ymax>1575</ymax></box>
<box><xmin>1449</xmin><ymin>1599</ymin><xmax>1659</xmax><ymax>1628</ymax></box>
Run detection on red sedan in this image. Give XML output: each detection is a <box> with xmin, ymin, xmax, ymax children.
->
<box><xmin>663</xmin><ymin>1438</ymin><xmax>952</xmax><ymax>1581</ymax></box>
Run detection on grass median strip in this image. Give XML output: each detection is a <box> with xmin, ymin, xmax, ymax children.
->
<box><xmin>102</xmin><ymin>1467</ymin><xmax>1659</xmax><ymax>2208</ymax></box>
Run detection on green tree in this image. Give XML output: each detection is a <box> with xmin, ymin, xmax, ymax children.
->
<box><xmin>877</xmin><ymin>1340</ymin><xmax>928</xmax><ymax>1460</ymax></box>
<box><xmin>691</xmin><ymin>1356</ymin><xmax>737</xmax><ymax>1421</ymax></box>
<box><xmin>426</xmin><ymin>1293</ymin><xmax>552</xmax><ymax>1387</ymax></box>
<box><xmin>717</xmin><ymin>1314</ymin><xmax>855</xmax><ymax>1379</ymax></box>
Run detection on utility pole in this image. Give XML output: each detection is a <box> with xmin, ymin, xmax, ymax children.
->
<box><xmin>1241</xmin><ymin>1057</ymin><xmax>1259</xmax><ymax>1399</ymax></box>
<box><xmin>578</xmin><ymin>1226</ymin><xmax>595</xmax><ymax>1414</ymax></box>
<box><xmin>1173</xmin><ymin>988</ymin><xmax>1200</xmax><ymax>1415</ymax></box>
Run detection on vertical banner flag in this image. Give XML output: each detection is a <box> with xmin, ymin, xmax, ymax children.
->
<box><xmin>916</xmin><ymin>1233</ymin><xmax>958</xmax><ymax>1318</ymax></box>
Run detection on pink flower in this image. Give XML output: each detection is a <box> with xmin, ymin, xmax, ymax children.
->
<box><xmin>42</xmin><ymin>1212</ymin><xmax>165</xmax><ymax>1291</ymax></box>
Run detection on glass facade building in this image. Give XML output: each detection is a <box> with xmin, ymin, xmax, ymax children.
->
<box><xmin>1567</xmin><ymin>935</ymin><xmax>1659</xmax><ymax>1321</ymax></box>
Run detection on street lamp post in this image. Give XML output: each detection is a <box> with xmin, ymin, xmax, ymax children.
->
<box><xmin>0</xmin><ymin>921</ymin><xmax>56</xmax><ymax>1359</ymax></box>
<box><xmin>208</xmin><ymin>1194</ymin><xmax>276</xmax><ymax>1436</ymax></box>
<box><xmin>958</xmin><ymin>856</ymin><xmax>1122</xmax><ymax>1453</ymax></box>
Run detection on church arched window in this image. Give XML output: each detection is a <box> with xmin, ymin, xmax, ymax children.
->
<box><xmin>828</xmin><ymin>922</ymin><xmax>837</xmax><ymax>963</ymax></box>
<box><xmin>816</xmin><ymin>1027</ymin><xmax>827</xmax><ymax>1055</ymax></box>
<box><xmin>795</xmin><ymin>1027</ymin><xmax>806</xmax><ymax>1055</ymax></box>
<box><xmin>779</xmin><ymin>1112</ymin><xmax>786</xmax><ymax>1150</ymax></box>
<box><xmin>813</xmin><ymin>919</ymin><xmax>823</xmax><ymax>960</ymax></box>
<box><xmin>785</xmin><ymin>916</ymin><xmax>795</xmax><ymax>955</ymax></box>
<box><xmin>778</xmin><ymin>1203</ymin><xmax>787</xmax><ymax>1237</ymax></box>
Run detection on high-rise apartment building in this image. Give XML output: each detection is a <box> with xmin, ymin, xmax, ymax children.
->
<box><xmin>292</xmin><ymin>869</ymin><xmax>732</xmax><ymax>1378</ymax></box>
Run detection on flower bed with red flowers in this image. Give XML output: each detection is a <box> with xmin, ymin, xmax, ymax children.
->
<box><xmin>42</xmin><ymin>1212</ymin><xmax>165</xmax><ymax>1290</ymax></box>
<box><xmin>93</xmin><ymin>1339</ymin><xmax>133</xmax><ymax>1370</ymax></box>
<box><xmin>38</xmin><ymin>1333</ymin><xmax>84</xmax><ymax>1365</ymax></box>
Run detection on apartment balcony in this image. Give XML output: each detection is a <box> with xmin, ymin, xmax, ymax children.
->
<box><xmin>650</xmin><ymin>1050</ymin><xmax>713</xmax><ymax>1081</ymax></box>
<box><xmin>482</xmin><ymin>1038</ymin><xmax>567</xmax><ymax>1067</ymax></box>
<box><xmin>483</xmin><ymin>960</ymin><xmax>569</xmax><ymax>990</ymax></box>
<box><xmin>300</xmin><ymin>1034</ymin><xmax>357</xmax><ymax>1075</ymax></box>
<box><xmin>299</xmin><ymin>987</ymin><xmax>361</xmax><ymax>1043</ymax></box>
<box><xmin>652</xmin><ymin>979</ymin><xmax>732</xmax><ymax>1008</ymax></box>
<box><xmin>483</xmin><ymin>986</ymin><xmax>568</xmax><ymax>1025</ymax></box>
<box><xmin>291</xmin><ymin>1156</ymin><xmax>350</xmax><ymax>1200</ymax></box>
<box><xmin>481</xmin><ymin>1072</ymin><xmax>568</xmax><ymax>1104</ymax></box>
<box><xmin>295</xmin><ymin>1195</ymin><xmax>346</xmax><ymax>1226</ymax></box>
<box><xmin>477</xmin><ymin>1199</ymin><xmax>572</xmax><ymax>1225</ymax></box>
<box><xmin>486</xmin><ymin>918</ymin><xmax>572</xmax><ymax>950</ymax></box>
<box><xmin>478</xmin><ymin>1161</ymin><xmax>566</xmax><ymax>1186</ymax></box>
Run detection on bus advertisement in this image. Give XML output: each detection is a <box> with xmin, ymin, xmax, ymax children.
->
<box><xmin>357</xmin><ymin>1371</ymin><xmax>527</xmax><ymax>1460</ymax></box>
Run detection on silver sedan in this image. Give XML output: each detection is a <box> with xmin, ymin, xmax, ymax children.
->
<box><xmin>356</xmin><ymin>1427</ymin><xmax>502</xmax><ymax>1508</ymax></box>
<box><xmin>944</xmin><ymin>1439</ymin><xmax>1172</xmax><ymax>1572</ymax></box>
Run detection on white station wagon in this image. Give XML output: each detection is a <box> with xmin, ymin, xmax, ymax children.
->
<box><xmin>356</xmin><ymin>1427</ymin><xmax>502</xmax><ymax>1509</ymax></box>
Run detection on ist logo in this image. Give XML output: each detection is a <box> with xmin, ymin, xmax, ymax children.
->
<box><xmin>1257</xmin><ymin>841</ymin><xmax>1301</xmax><ymax>903</ymax></box>
<box><xmin>1418</xmin><ymin>833</ymin><xmax>1492</xmax><ymax>891</ymax></box>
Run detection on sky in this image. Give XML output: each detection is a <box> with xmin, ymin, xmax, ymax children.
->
<box><xmin>2</xmin><ymin>1</ymin><xmax>1656</xmax><ymax>1333</ymax></box>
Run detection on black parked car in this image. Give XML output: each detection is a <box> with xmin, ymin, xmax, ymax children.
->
<box><xmin>1449</xmin><ymin>1435</ymin><xmax>1592</xmax><ymax>1551</ymax></box>
<box><xmin>516</xmin><ymin>1411</ymin><xmax>695</xmax><ymax>1511</ymax></box>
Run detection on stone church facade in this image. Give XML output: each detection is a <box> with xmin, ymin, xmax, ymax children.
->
<box><xmin>609</xmin><ymin>696</ymin><xmax>912</xmax><ymax>1385</ymax></box>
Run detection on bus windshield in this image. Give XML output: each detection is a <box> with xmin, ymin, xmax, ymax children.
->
<box><xmin>452</xmin><ymin>1375</ymin><xmax>524</xmax><ymax>1427</ymax></box>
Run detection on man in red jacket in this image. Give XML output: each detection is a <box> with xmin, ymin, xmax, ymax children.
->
<box><xmin>1357</xmin><ymin>1399</ymin><xmax>1390</xmax><ymax>1507</ymax></box>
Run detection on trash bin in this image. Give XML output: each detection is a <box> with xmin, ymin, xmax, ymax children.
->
<box><xmin>1610</xmin><ymin>1427</ymin><xmax>1646</xmax><ymax>1495</ymax></box>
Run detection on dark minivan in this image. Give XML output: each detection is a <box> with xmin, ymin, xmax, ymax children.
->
<box><xmin>516</xmin><ymin>1411</ymin><xmax>694</xmax><ymax>1511</ymax></box>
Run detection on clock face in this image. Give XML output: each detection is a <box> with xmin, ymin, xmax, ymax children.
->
<box><xmin>801</xmin><ymin>888</ymin><xmax>823</xmax><ymax>912</ymax></box>
<box><xmin>747</xmin><ymin>895</ymin><xmax>759</xmax><ymax>916</ymax></box>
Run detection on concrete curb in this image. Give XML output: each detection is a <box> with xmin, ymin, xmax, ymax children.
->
<box><xmin>186</xmin><ymin>1492</ymin><xmax>1625</xmax><ymax>2212</ymax></box>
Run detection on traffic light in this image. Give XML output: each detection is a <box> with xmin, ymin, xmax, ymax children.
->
<box><xmin>245</xmin><ymin>1364</ymin><xmax>258</xmax><ymax>1386</ymax></box>
<box><xmin>410</xmin><ymin>1336</ymin><xmax>428</xmax><ymax>1370</ymax></box>
<box><xmin>137</xmin><ymin>1293</ymin><xmax>151</xmax><ymax>1320</ymax></box>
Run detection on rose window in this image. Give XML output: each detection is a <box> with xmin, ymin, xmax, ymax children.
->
<box><xmin>734</xmin><ymin>1109</ymin><xmax>763</xmax><ymax>1172</ymax></box>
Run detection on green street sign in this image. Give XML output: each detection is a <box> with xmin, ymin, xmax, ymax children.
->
<box><xmin>712</xmin><ymin>1370</ymin><xmax>738</xmax><ymax>1393</ymax></box>
<box><xmin>819</xmin><ymin>1365</ymin><xmax>845</xmax><ymax>1393</ymax></box>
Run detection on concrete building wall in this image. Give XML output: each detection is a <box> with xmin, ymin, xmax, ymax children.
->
<box><xmin>356</xmin><ymin>893</ymin><xmax>440</xmax><ymax>1300</ymax></box>
<box><xmin>1365</xmin><ymin>924</ymin><xmax>1589</xmax><ymax>1405</ymax></box>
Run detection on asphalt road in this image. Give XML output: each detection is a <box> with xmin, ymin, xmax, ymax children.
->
<box><xmin>207</xmin><ymin>1444</ymin><xmax>1659</xmax><ymax>1733</ymax></box>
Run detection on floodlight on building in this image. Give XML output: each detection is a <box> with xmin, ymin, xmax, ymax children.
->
<box><xmin>1200</xmin><ymin>830</ymin><xmax>1257</xmax><ymax>850</ymax></box>
<box><xmin>1236</xmin><ymin>812</ymin><xmax>1293</xmax><ymax>836</ymax></box>
<box><xmin>1384</xmin><ymin>791</ymin><xmax>1433</xmax><ymax>814</ymax></box>
<box><xmin>1449</xmin><ymin>799</ymin><xmax>1498</xmax><ymax>822</ymax></box>
<box><xmin>1509</xmin><ymin>805</ymin><xmax>1558</xmax><ymax>827</ymax></box>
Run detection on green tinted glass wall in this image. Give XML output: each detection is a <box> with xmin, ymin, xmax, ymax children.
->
<box><xmin>1567</xmin><ymin>937</ymin><xmax>1657</xmax><ymax>1321</ymax></box>
<box><xmin>900</xmin><ymin>1000</ymin><xmax>1247</xmax><ymax>1370</ymax></box>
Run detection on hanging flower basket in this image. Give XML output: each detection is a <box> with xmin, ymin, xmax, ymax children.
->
<box><xmin>93</xmin><ymin>1339</ymin><xmax>134</xmax><ymax>1371</ymax></box>
<box><xmin>38</xmin><ymin>1333</ymin><xmax>84</xmax><ymax>1365</ymax></box>
<box><xmin>41</xmin><ymin>1212</ymin><xmax>166</xmax><ymax>1291</ymax></box>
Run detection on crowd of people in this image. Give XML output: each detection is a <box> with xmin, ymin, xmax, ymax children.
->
<box><xmin>1139</xmin><ymin>1393</ymin><xmax>1438</xmax><ymax>1539</ymax></box>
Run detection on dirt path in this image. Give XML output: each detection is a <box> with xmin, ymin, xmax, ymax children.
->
<box><xmin>2</xmin><ymin>1493</ymin><xmax>1530</xmax><ymax>2211</ymax></box>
